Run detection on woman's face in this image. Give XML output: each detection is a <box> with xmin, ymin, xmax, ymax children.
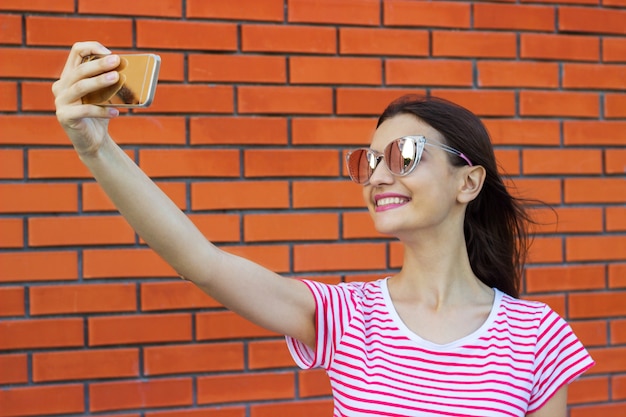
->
<box><xmin>363</xmin><ymin>114</ymin><xmax>467</xmax><ymax>241</ymax></box>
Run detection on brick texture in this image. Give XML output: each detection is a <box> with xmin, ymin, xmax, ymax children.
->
<box><xmin>0</xmin><ymin>2</ymin><xmax>624</xmax><ymax>416</ymax></box>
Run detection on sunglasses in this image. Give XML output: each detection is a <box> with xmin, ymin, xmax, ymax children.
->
<box><xmin>345</xmin><ymin>136</ymin><xmax>473</xmax><ymax>184</ymax></box>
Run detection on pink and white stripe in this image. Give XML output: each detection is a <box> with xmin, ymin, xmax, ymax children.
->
<box><xmin>286</xmin><ymin>278</ymin><xmax>594</xmax><ymax>417</ymax></box>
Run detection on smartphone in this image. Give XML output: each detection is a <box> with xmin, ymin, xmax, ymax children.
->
<box><xmin>81</xmin><ymin>53</ymin><xmax>161</xmax><ymax>107</ymax></box>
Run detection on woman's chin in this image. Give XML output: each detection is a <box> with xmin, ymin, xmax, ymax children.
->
<box><xmin>372</xmin><ymin>222</ymin><xmax>404</xmax><ymax>238</ymax></box>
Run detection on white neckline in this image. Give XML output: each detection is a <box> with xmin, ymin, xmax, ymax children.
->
<box><xmin>380</xmin><ymin>277</ymin><xmax>503</xmax><ymax>350</ymax></box>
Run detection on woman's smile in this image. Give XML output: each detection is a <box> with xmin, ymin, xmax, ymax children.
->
<box><xmin>374</xmin><ymin>193</ymin><xmax>412</xmax><ymax>212</ymax></box>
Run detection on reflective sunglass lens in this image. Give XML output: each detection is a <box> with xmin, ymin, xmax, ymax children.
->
<box><xmin>348</xmin><ymin>150</ymin><xmax>370</xmax><ymax>184</ymax></box>
<box><xmin>385</xmin><ymin>137</ymin><xmax>417</xmax><ymax>175</ymax></box>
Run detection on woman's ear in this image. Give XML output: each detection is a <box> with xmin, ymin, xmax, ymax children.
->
<box><xmin>457</xmin><ymin>165</ymin><xmax>486</xmax><ymax>204</ymax></box>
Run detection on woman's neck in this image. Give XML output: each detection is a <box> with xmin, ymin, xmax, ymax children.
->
<box><xmin>389</xmin><ymin>235</ymin><xmax>492</xmax><ymax>310</ymax></box>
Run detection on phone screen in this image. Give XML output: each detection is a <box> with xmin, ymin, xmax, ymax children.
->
<box><xmin>81</xmin><ymin>54</ymin><xmax>161</xmax><ymax>107</ymax></box>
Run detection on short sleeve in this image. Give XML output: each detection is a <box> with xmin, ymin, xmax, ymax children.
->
<box><xmin>528</xmin><ymin>305</ymin><xmax>595</xmax><ymax>413</ymax></box>
<box><xmin>285</xmin><ymin>280</ymin><xmax>357</xmax><ymax>370</ymax></box>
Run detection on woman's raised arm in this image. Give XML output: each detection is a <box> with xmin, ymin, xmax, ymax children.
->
<box><xmin>52</xmin><ymin>41</ymin><xmax>316</xmax><ymax>348</ymax></box>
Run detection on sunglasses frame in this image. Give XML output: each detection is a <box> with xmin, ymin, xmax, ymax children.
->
<box><xmin>345</xmin><ymin>135</ymin><xmax>473</xmax><ymax>185</ymax></box>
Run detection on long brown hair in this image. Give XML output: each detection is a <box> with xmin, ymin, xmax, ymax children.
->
<box><xmin>377</xmin><ymin>95</ymin><xmax>533</xmax><ymax>298</ymax></box>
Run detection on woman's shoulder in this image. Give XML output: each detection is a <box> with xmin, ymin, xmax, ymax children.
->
<box><xmin>492</xmin><ymin>290</ymin><xmax>557</xmax><ymax>333</ymax></box>
<box><xmin>495</xmin><ymin>291</ymin><xmax>579</xmax><ymax>340</ymax></box>
<box><xmin>498</xmin><ymin>290</ymin><xmax>550</xmax><ymax>315</ymax></box>
<box><xmin>304</xmin><ymin>277</ymin><xmax>386</xmax><ymax>289</ymax></box>
<box><xmin>302</xmin><ymin>277</ymin><xmax>387</xmax><ymax>300</ymax></box>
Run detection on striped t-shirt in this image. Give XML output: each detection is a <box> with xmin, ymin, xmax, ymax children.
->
<box><xmin>286</xmin><ymin>278</ymin><xmax>594</xmax><ymax>417</ymax></box>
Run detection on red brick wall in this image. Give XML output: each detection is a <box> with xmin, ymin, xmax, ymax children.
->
<box><xmin>0</xmin><ymin>0</ymin><xmax>625</xmax><ymax>416</ymax></box>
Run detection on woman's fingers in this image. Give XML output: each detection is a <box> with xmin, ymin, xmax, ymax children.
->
<box><xmin>55</xmin><ymin>58</ymin><xmax>122</xmax><ymax>102</ymax></box>
<box><xmin>74</xmin><ymin>69</ymin><xmax>120</xmax><ymax>105</ymax></box>
<box><xmin>75</xmin><ymin>54</ymin><xmax>121</xmax><ymax>83</ymax></box>
<box><xmin>59</xmin><ymin>41</ymin><xmax>111</xmax><ymax>80</ymax></box>
<box><xmin>53</xmin><ymin>42</ymin><xmax>121</xmax><ymax>106</ymax></box>
<box><xmin>56</xmin><ymin>98</ymin><xmax>117</xmax><ymax>127</ymax></box>
<box><xmin>53</xmin><ymin>71</ymin><xmax>120</xmax><ymax>121</ymax></box>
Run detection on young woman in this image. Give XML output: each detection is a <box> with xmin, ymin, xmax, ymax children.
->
<box><xmin>53</xmin><ymin>42</ymin><xmax>593</xmax><ymax>417</ymax></box>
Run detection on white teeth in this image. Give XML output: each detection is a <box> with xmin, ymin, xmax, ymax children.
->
<box><xmin>376</xmin><ymin>197</ymin><xmax>408</xmax><ymax>207</ymax></box>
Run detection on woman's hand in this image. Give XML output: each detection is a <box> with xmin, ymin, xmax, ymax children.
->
<box><xmin>52</xmin><ymin>41</ymin><xmax>121</xmax><ymax>157</ymax></box>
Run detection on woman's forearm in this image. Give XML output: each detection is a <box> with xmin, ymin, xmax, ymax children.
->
<box><xmin>78</xmin><ymin>135</ymin><xmax>216</xmax><ymax>281</ymax></box>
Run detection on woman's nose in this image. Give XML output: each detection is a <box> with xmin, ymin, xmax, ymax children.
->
<box><xmin>368</xmin><ymin>158</ymin><xmax>394</xmax><ymax>186</ymax></box>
